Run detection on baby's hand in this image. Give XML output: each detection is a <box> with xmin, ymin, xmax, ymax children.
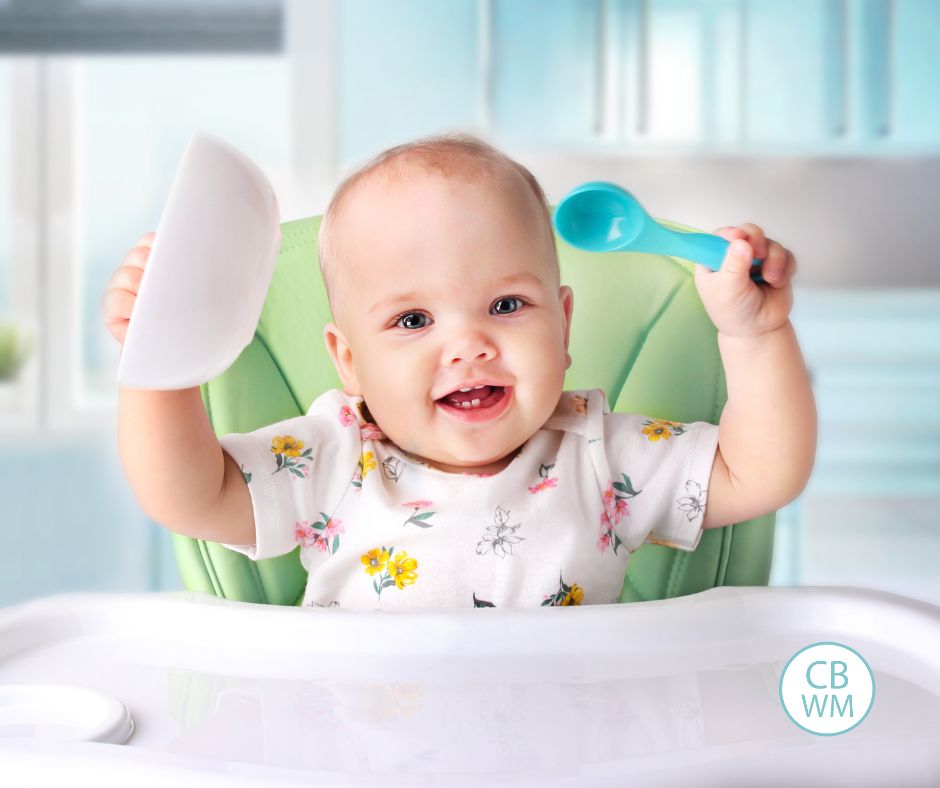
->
<box><xmin>101</xmin><ymin>232</ymin><xmax>155</xmax><ymax>347</ymax></box>
<box><xmin>693</xmin><ymin>224</ymin><xmax>796</xmax><ymax>338</ymax></box>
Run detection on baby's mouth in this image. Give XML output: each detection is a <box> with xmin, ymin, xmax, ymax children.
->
<box><xmin>437</xmin><ymin>385</ymin><xmax>505</xmax><ymax>410</ymax></box>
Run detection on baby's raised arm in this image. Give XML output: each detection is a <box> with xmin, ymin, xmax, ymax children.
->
<box><xmin>102</xmin><ymin>234</ymin><xmax>255</xmax><ymax>545</ymax></box>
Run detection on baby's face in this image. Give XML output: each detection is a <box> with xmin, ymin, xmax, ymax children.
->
<box><xmin>324</xmin><ymin>169</ymin><xmax>573</xmax><ymax>474</ymax></box>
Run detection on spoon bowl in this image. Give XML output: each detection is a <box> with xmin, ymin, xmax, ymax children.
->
<box><xmin>553</xmin><ymin>181</ymin><xmax>649</xmax><ymax>252</ymax></box>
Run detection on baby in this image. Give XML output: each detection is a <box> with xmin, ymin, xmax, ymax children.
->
<box><xmin>103</xmin><ymin>134</ymin><xmax>816</xmax><ymax>609</ymax></box>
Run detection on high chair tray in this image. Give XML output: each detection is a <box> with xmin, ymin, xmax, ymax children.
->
<box><xmin>1</xmin><ymin>586</ymin><xmax>939</xmax><ymax>786</ymax></box>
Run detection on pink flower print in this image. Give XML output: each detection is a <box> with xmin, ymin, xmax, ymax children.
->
<box><xmin>360</xmin><ymin>423</ymin><xmax>384</xmax><ymax>441</ymax></box>
<box><xmin>309</xmin><ymin>511</ymin><xmax>343</xmax><ymax>555</ymax></box>
<box><xmin>596</xmin><ymin>473</ymin><xmax>643</xmax><ymax>556</ymax></box>
<box><xmin>615</xmin><ymin>497</ymin><xmax>629</xmax><ymax>519</ymax></box>
<box><xmin>401</xmin><ymin>501</ymin><xmax>437</xmax><ymax>529</ymax></box>
<box><xmin>322</xmin><ymin>517</ymin><xmax>344</xmax><ymax>539</ymax></box>
<box><xmin>294</xmin><ymin>520</ymin><xmax>320</xmax><ymax>548</ymax></box>
<box><xmin>338</xmin><ymin>405</ymin><xmax>356</xmax><ymax>427</ymax></box>
<box><xmin>528</xmin><ymin>460</ymin><xmax>558</xmax><ymax>494</ymax></box>
<box><xmin>528</xmin><ymin>477</ymin><xmax>558</xmax><ymax>494</ymax></box>
<box><xmin>602</xmin><ymin>483</ymin><xmax>617</xmax><ymax>518</ymax></box>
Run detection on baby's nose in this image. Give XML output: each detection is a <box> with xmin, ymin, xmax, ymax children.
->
<box><xmin>443</xmin><ymin>330</ymin><xmax>498</xmax><ymax>366</ymax></box>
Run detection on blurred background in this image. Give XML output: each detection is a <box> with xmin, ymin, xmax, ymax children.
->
<box><xmin>0</xmin><ymin>0</ymin><xmax>938</xmax><ymax>607</ymax></box>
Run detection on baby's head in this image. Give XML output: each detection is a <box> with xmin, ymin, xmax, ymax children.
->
<box><xmin>319</xmin><ymin>134</ymin><xmax>574</xmax><ymax>475</ymax></box>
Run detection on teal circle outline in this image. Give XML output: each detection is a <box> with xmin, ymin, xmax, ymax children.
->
<box><xmin>778</xmin><ymin>641</ymin><xmax>875</xmax><ymax>736</ymax></box>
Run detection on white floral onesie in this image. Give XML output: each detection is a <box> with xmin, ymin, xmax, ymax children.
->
<box><xmin>220</xmin><ymin>388</ymin><xmax>720</xmax><ymax>610</ymax></box>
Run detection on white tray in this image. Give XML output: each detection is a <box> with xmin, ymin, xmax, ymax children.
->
<box><xmin>1</xmin><ymin>587</ymin><xmax>939</xmax><ymax>786</ymax></box>
<box><xmin>117</xmin><ymin>132</ymin><xmax>281</xmax><ymax>390</ymax></box>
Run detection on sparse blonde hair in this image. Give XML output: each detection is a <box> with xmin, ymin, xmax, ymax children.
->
<box><xmin>317</xmin><ymin>133</ymin><xmax>558</xmax><ymax>324</ymax></box>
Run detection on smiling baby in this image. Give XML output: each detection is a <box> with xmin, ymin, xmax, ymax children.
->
<box><xmin>105</xmin><ymin>134</ymin><xmax>816</xmax><ymax>609</ymax></box>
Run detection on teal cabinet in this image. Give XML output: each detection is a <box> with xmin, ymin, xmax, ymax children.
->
<box><xmin>893</xmin><ymin>0</ymin><xmax>940</xmax><ymax>145</ymax></box>
<box><xmin>490</xmin><ymin>0</ymin><xmax>600</xmax><ymax>143</ymax></box>
<box><xmin>740</xmin><ymin>0</ymin><xmax>940</xmax><ymax>148</ymax></box>
<box><xmin>339</xmin><ymin>0</ymin><xmax>480</xmax><ymax>166</ymax></box>
<box><xmin>741</xmin><ymin>0</ymin><xmax>843</xmax><ymax>145</ymax></box>
<box><xmin>335</xmin><ymin>0</ymin><xmax>940</xmax><ymax>158</ymax></box>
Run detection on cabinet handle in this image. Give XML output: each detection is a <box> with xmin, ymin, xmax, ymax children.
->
<box><xmin>878</xmin><ymin>0</ymin><xmax>894</xmax><ymax>137</ymax></box>
<box><xmin>477</xmin><ymin>0</ymin><xmax>494</xmax><ymax>133</ymax></box>
<box><xmin>594</xmin><ymin>0</ymin><xmax>607</xmax><ymax>135</ymax></box>
<box><xmin>635</xmin><ymin>0</ymin><xmax>648</xmax><ymax>136</ymax></box>
<box><xmin>825</xmin><ymin>0</ymin><xmax>849</xmax><ymax>137</ymax></box>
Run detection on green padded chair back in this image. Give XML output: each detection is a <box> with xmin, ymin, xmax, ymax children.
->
<box><xmin>172</xmin><ymin>215</ymin><xmax>774</xmax><ymax>605</ymax></box>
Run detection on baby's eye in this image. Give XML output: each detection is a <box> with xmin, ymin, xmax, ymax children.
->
<box><xmin>394</xmin><ymin>311</ymin><xmax>431</xmax><ymax>330</ymax></box>
<box><xmin>491</xmin><ymin>297</ymin><xmax>526</xmax><ymax>315</ymax></box>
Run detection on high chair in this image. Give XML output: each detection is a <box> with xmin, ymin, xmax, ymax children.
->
<box><xmin>171</xmin><ymin>215</ymin><xmax>775</xmax><ymax>604</ymax></box>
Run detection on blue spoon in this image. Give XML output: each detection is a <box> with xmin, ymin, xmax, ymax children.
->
<box><xmin>554</xmin><ymin>181</ymin><xmax>765</xmax><ymax>283</ymax></box>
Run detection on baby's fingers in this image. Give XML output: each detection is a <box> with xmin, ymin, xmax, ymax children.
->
<box><xmin>106</xmin><ymin>263</ymin><xmax>145</xmax><ymax>299</ymax></box>
<box><xmin>122</xmin><ymin>233</ymin><xmax>156</xmax><ymax>271</ymax></box>
<box><xmin>762</xmin><ymin>244</ymin><xmax>797</xmax><ymax>288</ymax></box>
<box><xmin>102</xmin><ymin>288</ymin><xmax>136</xmax><ymax>345</ymax></box>
<box><xmin>136</xmin><ymin>231</ymin><xmax>156</xmax><ymax>249</ymax></box>
<box><xmin>714</xmin><ymin>224</ymin><xmax>768</xmax><ymax>259</ymax></box>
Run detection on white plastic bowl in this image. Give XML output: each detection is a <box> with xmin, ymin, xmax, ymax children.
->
<box><xmin>117</xmin><ymin>132</ymin><xmax>281</xmax><ymax>390</ymax></box>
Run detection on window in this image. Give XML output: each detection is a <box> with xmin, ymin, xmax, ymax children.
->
<box><xmin>75</xmin><ymin>56</ymin><xmax>292</xmax><ymax>406</ymax></box>
<box><xmin>0</xmin><ymin>60</ymin><xmax>9</xmax><ymax>314</ymax></box>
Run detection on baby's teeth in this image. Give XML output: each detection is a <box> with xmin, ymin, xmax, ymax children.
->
<box><xmin>459</xmin><ymin>387</ymin><xmax>472</xmax><ymax>392</ymax></box>
<box><xmin>470</xmin><ymin>398</ymin><xmax>480</xmax><ymax>407</ymax></box>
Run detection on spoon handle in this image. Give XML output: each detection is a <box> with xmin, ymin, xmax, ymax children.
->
<box><xmin>663</xmin><ymin>230</ymin><xmax>765</xmax><ymax>283</ymax></box>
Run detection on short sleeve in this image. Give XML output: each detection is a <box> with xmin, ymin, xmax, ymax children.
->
<box><xmin>217</xmin><ymin>389</ymin><xmax>363</xmax><ymax>560</ymax></box>
<box><xmin>601</xmin><ymin>403</ymin><xmax>720</xmax><ymax>553</ymax></box>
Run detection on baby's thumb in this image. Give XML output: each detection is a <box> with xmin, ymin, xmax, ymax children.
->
<box><xmin>720</xmin><ymin>239</ymin><xmax>754</xmax><ymax>279</ymax></box>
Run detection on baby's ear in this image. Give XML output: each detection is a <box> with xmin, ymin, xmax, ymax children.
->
<box><xmin>323</xmin><ymin>322</ymin><xmax>362</xmax><ymax>395</ymax></box>
<box><xmin>559</xmin><ymin>285</ymin><xmax>574</xmax><ymax>348</ymax></box>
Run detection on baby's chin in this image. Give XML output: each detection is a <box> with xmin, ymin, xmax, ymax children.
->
<box><xmin>406</xmin><ymin>441</ymin><xmax>523</xmax><ymax>475</ymax></box>
<box><xmin>425</xmin><ymin>450</ymin><xmax>520</xmax><ymax>475</ymax></box>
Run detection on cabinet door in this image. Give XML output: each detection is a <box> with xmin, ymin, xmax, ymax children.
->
<box><xmin>742</xmin><ymin>0</ymin><xmax>844</xmax><ymax>145</ymax></box>
<box><xmin>491</xmin><ymin>0</ymin><xmax>600</xmax><ymax>144</ymax></box>
<box><xmin>893</xmin><ymin>0</ymin><xmax>940</xmax><ymax>144</ymax></box>
<box><xmin>339</xmin><ymin>0</ymin><xmax>479</xmax><ymax>166</ymax></box>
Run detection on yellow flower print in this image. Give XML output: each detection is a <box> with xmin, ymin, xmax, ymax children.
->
<box><xmin>361</xmin><ymin>548</ymin><xmax>390</xmax><ymax>576</ymax></box>
<box><xmin>352</xmin><ymin>451</ymin><xmax>378</xmax><ymax>490</ymax></box>
<box><xmin>361</xmin><ymin>451</ymin><xmax>377</xmax><ymax>479</ymax></box>
<box><xmin>571</xmin><ymin>394</ymin><xmax>588</xmax><ymax>415</ymax></box>
<box><xmin>542</xmin><ymin>573</ymin><xmax>583</xmax><ymax>606</ymax></box>
<box><xmin>641</xmin><ymin>419</ymin><xmax>687</xmax><ymax>441</ymax></box>
<box><xmin>387</xmin><ymin>551</ymin><xmax>419</xmax><ymax>589</ymax></box>
<box><xmin>368</xmin><ymin>546</ymin><xmax>419</xmax><ymax>597</ymax></box>
<box><xmin>271</xmin><ymin>435</ymin><xmax>304</xmax><ymax>457</ymax></box>
<box><xmin>559</xmin><ymin>584</ymin><xmax>584</xmax><ymax>606</ymax></box>
<box><xmin>270</xmin><ymin>435</ymin><xmax>313</xmax><ymax>478</ymax></box>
